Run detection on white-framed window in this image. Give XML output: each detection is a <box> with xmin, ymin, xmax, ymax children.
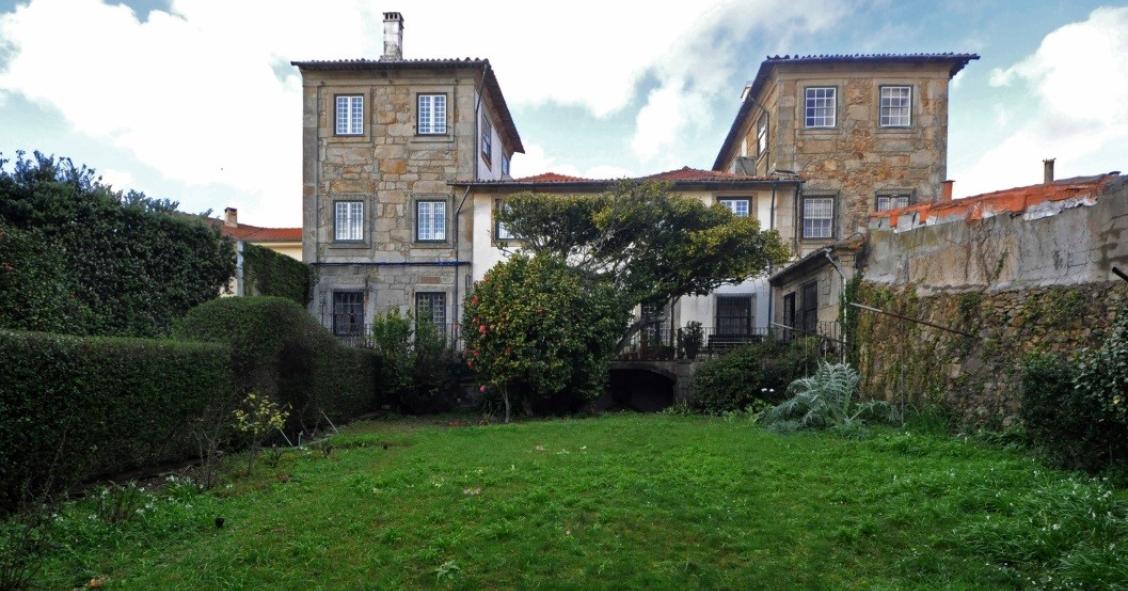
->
<box><xmin>756</xmin><ymin>114</ymin><xmax>768</xmax><ymax>155</ymax></box>
<box><xmin>879</xmin><ymin>86</ymin><xmax>912</xmax><ymax>127</ymax></box>
<box><xmin>334</xmin><ymin>201</ymin><xmax>364</xmax><ymax>241</ymax></box>
<box><xmin>718</xmin><ymin>198</ymin><xmax>750</xmax><ymax>218</ymax></box>
<box><xmin>876</xmin><ymin>194</ymin><xmax>911</xmax><ymax>212</ymax></box>
<box><xmin>802</xmin><ymin>196</ymin><xmax>834</xmax><ymax>239</ymax></box>
<box><xmin>495</xmin><ymin>200</ymin><xmax>515</xmax><ymax>240</ymax></box>
<box><xmin>501</xmin><ymin>153</ymin><xmax>510</xmax><ymax>177</ymax></box>
<box><xmin>335</xmin><ymin>95</ymin><xmax>364</xmax><ymax>136</ymax></box>
<box><xmin>481</xmin><ymin>114</ymin><xmax>493</xmax><ymax>164</ymax></box>
<box><xmin>416</xmin><ymin>200</ymin><xmax>447</xmax><ymax>242</ymax></box>
<box><xmin>804</xmin><ymin>87</ymin><xmax>836</xmax><ymax>128</ymax></box>
<box><xmin>417</xmin><ymin>94</ymin><xmax>447</xmax><ymax>135</ymax></box>
<box><xmin>415</xmin><ymin>291</ymin><xmax>447</xmax><ymax>331</ymax></box>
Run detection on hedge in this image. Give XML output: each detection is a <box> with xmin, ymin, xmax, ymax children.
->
<box><xmin>242</xmin><ymin>243</ymin><xmax>310</xmax><ymax>305</ymax></box>
<box><xmin>0</xmin><ymin>152</ymin><xmax>234</xmax><ymax>337</ymax></box>
<box><xmin>174</xmin><ymin>297</ymin><xmax>383</xmax><ymax>432</ymax></box>
<box><xmin>0</xmin><ymin>330</ymin><xmax>233</xmax><ymax>512</ymax></box>
<box><xmin>692</xmin><ymin>337</ymin><xmax>821</xmax><ymax>414</ymax></box>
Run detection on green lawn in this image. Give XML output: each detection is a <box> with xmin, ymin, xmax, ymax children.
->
<box><xmin>26</xmin><ymin>414</ymin><xmax>1128</xmax><ymax>589</ymax></box>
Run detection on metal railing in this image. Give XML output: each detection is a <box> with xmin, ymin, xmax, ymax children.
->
<box><xmin>336</xmin><ymin>323</ymin><xmax>463</xmax><ymax>350</ymax></box>
<box><xmin>616</xmin><ymin>322</ymin><xmax>841</xmax><ymax>361</ymax></box>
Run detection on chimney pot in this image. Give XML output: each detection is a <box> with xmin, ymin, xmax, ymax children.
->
<box><xmin>382</xmin><ymin>12</ymin><xmax>404</xmax><ymax>61</ymax></box>
<box><xmin>941</xmin><ymin>180</ymin><xmax>954</xmax><ymax>202</ymax></box>
<box><xmin>224</xmin><ymin>207</ymin><xmax>237</xmax><ymax>227</ymax></box>
<box><xmin>1043</xmin><ymin>158</ymin><xmax>1055</xmax><ymax>184</ymax></box>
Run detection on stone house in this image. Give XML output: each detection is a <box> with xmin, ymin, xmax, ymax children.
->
<box><xmin>291</xmin><ymin>12</ymin><xmax>522</xmax><ymax>338</ymax></box>
<box><xmin>710</xmin><ymin>53</ymin><xmax>978</xmax><ymax>335</ymax></box>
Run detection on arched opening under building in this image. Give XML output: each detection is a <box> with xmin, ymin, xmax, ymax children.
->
<box><xmin>604</xmin><ymin>368</ymin><xmax>676</xmax><ymax>412</ymax></box>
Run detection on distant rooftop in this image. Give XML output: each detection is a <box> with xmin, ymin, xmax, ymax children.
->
<box><xmin>870</xmin><ymin>172</ymin><xmax>1124</xmax><ymax>231</ymax></box>
<box><xmin>452</xmin><ymin>166</ymin><xmax>801</xmax><ymax>189</ymax></box>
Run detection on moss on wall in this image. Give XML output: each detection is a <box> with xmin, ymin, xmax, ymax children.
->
<box><xmin>852</xmin><ymin>280</ymin><xmax>1124</xmax><ymax>424</ymax></box>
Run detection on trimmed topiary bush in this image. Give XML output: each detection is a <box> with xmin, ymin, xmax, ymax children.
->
<box><xmin>174</xmin><ymin>297</ymin><xmax>382</xmax><ymax>432</ymax></box>
<box><xmin>692</xmin><ymin>337</ymin><xmax>821</xmax><ymax>414</ymax></box>
<box><xmin>0</xmin><ymin>330</ymin><xmax>233</xmax><ymax>512</ymax></box>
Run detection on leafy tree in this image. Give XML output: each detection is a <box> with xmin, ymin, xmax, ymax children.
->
<box><xmin>463</xmin><ymin>254</ymin><xmax>628</xmax><ymax>422</ymax></box>
<box><xmin>498</xmin><ymin>181</ymin><xmax>789</xmax><ymax>344</ymax></box>
<box><xmin>369</xmin><ymin>309</ymin><xmax>463</xmax><ymax>414</ymax></box>
<box><xmin>0</xmin><ymin>151</ymin><xmax>234</xmax><ymax>336</ymax></box>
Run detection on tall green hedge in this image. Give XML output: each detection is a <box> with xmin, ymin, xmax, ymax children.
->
<box><xmin>0</xmin><ymin>152</ymin><xmax>234</xmax><ymax>337</ymax></box>
<box><xmin>0</xmin><ymin>330</ymin><xmax>233</xmax><ymax>511</ymax></box>
<box><xmin>242</xmin><ymin>243</ymin><xmax>310</xmax><ymax>305</ymax></box>
<box><xmin>174</xmin><ymin>297</ymin><xmax>382</xmax><ymax>431</ymax></box>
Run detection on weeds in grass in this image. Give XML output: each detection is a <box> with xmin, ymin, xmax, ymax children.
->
<box><xmin>0</xmin><ymin>509</ymin><xmax>53</xmax><ymax>590</ymax></box>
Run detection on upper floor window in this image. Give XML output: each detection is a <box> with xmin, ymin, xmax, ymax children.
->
<box><xmin>876</xmin><ymin>194</ymin><xmax>911</xmax><ymax>212</ymax></box>
<box><xmin>801</xmin><ymin>196</ymin><xmax>834</xmax><ymax>239</ymax></box>
<box><xmin>480</xmin><ymin>114</ymin><xmax>493</xmax><ymax>164</ymax></box>
<box><xmin>718</xmin><ymin>198</ymin><xmax>750</xmax><ymax>218</ymax></box>
<box><xmin>417</xmin><ymin>94</ymin><xmax>447</xmax><ymax>135</ymax></box>
<box><xmin>495</xmin><ymin>200</ymin><xmax>515</xmax><ymax>240</ymax></box>
<box><xmin>879</xmin><ymin>86</ymin><xmax>912</xmax><ymax>127</ymax></box>
<box><xmin>804</xmin><ymin>87</ymin><xmax>836</xmax><ymax>128</ymax></box>
<box><xmin>335</xmin><ymin>95</ymin><xmax>364</xmax><ymax>136</ymax></box>
<box><xmin>416</xmin><ymin>200</ymin><xmax>447</xmax><ymax>242</ymax></box>
<box><xmin>756</xmin><ymin>114</ymin><xmax>768</xmax><ymax>155</ymax></box>
<box><xmin>501</xmin><ymin>153</ymin><xmax>510</xmax><ymax>177</ymax></box>
<box><xmin>334</xmin><ymin>201</ymin><xmax>363</xmax><ymax>241</ymax></box>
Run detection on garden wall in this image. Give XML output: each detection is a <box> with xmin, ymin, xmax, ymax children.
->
<box><xmin>853</xmin><ymin>174</ymin><xmax>1128</xmax><ymax>424</ymax></box>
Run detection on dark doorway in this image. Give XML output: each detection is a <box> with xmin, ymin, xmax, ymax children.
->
<box><xmin>605</xmin><ymin>368</ymin><xmax>675</xmax><ymax>412</ymax></box>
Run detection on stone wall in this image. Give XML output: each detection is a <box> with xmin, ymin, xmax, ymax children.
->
<box><xmin>853</xmin><ymin>281</ymin><xmax>1124</xmax><ymax>424</ymax></box>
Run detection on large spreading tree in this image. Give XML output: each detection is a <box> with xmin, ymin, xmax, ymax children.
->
<box><xmin>497</xmin><ymin>181</ymin><xmax>789</xmax><ymax>345</ymax></box>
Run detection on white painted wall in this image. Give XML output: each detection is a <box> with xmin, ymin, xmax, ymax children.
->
<box><xmin>475</xmin><ymin>90</ymin><xmax>507</xmax><ymax>181</ymax></box>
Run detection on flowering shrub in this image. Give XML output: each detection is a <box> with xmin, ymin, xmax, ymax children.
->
<box><xmin>232</xmin><ymin>391</ymin><xmax>289</xmax><ymax>474</ymax></box>
<box><xmin>462</xmin><ymin>254</ymin><xmax>627</xmax><ymax>421</ymax></box>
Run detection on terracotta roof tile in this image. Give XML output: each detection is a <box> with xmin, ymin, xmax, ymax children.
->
<box><xmin>217</xmin><ymin>223</ymin><xmax>302</xmax><ymax>242</ymax></box>
<box><xmin>513</xmin><ymin>172</ymin><xmax>595</xmax><ymax>183</ymax></box>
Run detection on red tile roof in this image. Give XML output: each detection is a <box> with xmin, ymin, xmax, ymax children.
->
<box><xmin>467</xmin><ymin>167</ymin><xmax>792</xmax><ymax>188</ymax></box>
<box><xmin>870</xmin><ymin>173</ymin><xmax>1122</xmax><ymax>227</ymax></box>
<box><xmin>513</xmin><ymin>172</ymin><xmax>594</xmax><ymax>183</ymax></box>
<box><xmin>639</xmin><ymin>167</ymin><xmax>745</xmax><ymax>182</ymax></box>
<box><xmin>218</xmin><ymin>223</ymin><xmax>302</xmax><ymax>242</ymax></box>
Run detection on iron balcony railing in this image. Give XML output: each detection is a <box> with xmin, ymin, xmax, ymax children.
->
<box><xmin>335</xmin><ymin>323</ymin><xmax>463</xmax><ymax>350</ymax></box>
<box><xmin>617</xmin><ymin>322</ymin><xmax>841</xmax><ymax>361</ymax></box>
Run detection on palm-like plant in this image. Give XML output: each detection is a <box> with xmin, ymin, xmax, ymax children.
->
<box><xmin>761</xmin><ymin>362</ymin><xmax>898</xmax><ymax>431</ymax></box>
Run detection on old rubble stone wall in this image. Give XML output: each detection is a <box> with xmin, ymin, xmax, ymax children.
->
<box><xmin>852</xmin><ymin>181</ymin><xmax>1128</xmax><ymax>423</ymax></box>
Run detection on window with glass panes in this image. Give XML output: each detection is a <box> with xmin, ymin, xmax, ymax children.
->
<box><xmin>480</xmin><ymin>114</ymin><xmax>493</xmax><ymax>163</ymax></box>
<box><xmin>416</xmin><ymin>200</ymin><xmax>447</xmax><ymax>241</ymax></box>
<box><xmin>718</xmin><ymin>198</ymin><xmax>750</xmax><ymax>218</ymax></box>
<box><xmin>495</xmin><ymin>200</ymin><xmax>514</xmax><ymax>240</ymax></box>
<box><xmin>756</xmin><ymin>114</ymin><xmax>768</xmax><ymax>155</ymax></box>
<box><xmin>417</xmin><ymin>94</ymin><xmax>447</xmax><ymax>134</ymax></box>
<box><xmin>879</xmin><ymin>86</ymin><xmax>911</xmax><ymax>127</ymax></box>
<box><xmin>334</xmin><ymin>201</ymin><xmax>363</xmax><ymax>241</ymax></box>
<box><xmin>804</xmin><ymin>87</ymin><xmax>836</xmax><ymax>128</ymax></box>
<box><xmin>875</xmin><ymin>194</ymin><xmax>911</xmax><ymax>212</ymax></box>
<box><xmin>716</xmin><ymin>295</ymin><xmax>753</xmax><ymax>336</ymax></box>
<box><xmin>415</xmin><ymin>292</ymin><xmax>446</xmax><ymax>336</ymax></box>
<box><xmin>332</xmin><ymin>291</ymin><xmax>364</xmax><ymax>336</ymax></box>
<box><xmin>802</xmin><ymin>196</ymin><xmax>834</xmax><ymax>239</ymax></box>
<box><xmin>335</xmin><ymin>95</ymin><xmax>363</xmax><ymax>135</ymax></box>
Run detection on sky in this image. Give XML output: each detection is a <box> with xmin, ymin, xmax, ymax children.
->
<box><xmin>1</xmin><ymin>0</ymin><xmax>1126</xmax><ymax>227</ymax></box>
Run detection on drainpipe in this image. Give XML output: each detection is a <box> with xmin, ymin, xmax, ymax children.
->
<box><xmin>452</xmin><ymin>185</ymin><xmax>472</xmax><ymax>346</ymax></box>
<box><xmin>766</xmin><ymin>181</ymin><xmax>777</xmax><ymax>334</ymax></box>
<box><xmin>823</xmin><ymin>247</ymin><xmax>847</xmax><ymax>364</ymax></box>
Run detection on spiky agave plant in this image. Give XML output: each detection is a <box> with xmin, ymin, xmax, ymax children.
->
<box><xmin>761</xmin><ymin>361</ymin><xmax>898</xmax><ymax>431</ymax></box>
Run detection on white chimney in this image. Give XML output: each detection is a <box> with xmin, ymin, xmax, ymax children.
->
<box><xmin>382</xmin><ymin>12</ymin><xmax>404</xmax><ymax>61</ymax></box>
<box><xmin>224</xmin><ymin>207</ymin><xmax>237</xmax><ymax>227</ymax></box>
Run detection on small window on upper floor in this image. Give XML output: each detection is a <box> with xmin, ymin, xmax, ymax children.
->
<box><xmin>416</xmin><ymin>200</ymin><xmax>447</xmax><ymax>242</ymax></box>
<box><xmin>335</xmin><ymin>95</ymin><xmax>364</xmax><ymax>136</ymax></box>
<box><xmin>334</xmin><ymin>201</ymin><xmax>364</xmax><ymax>241</ymax></box>
<box><xmin>801</xmin><ymin>196</ymin><xmax>835</xmax><ymax>239</ymax></box>
<box><xmin>875</xmin><ymin>193</ymin><xmax>911</xmax><ymax>212</ymax></box>
<box><xmin>880</xmin><ymin>86</ymin><xmax>912</xmax><ymax>127</ymax></box>
<box><xmin>804</xmin><ymin>87</ymin><xmax>836</xmax><ymax>128</ymax></box>
<box><xmin>756</xmin><ymin>114</ymin><xmax>768</xmax><ymax>155</ymax></box>
<box><xmin>501</xmin><ymin>153</ymin><xmax>510</xmax><ymax>177</ymax></box>
<box><xmin>718</xmin><ymin>198</ymin><xmax>750</xmax><ymax>218</ymax></box>
<box><xmin>481</xmin><ymin>114</ymin><xmax>493</xmax><ymax>165</ymax></box>
<box><xmin>417</xmin><ymin>94</ymin><xmax>447</xmax><ymax>135</ymax></box>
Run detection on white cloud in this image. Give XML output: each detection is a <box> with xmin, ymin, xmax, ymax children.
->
<box><xmin>0</xmin><ymin>0</ymin><xmax>844</xmax><ymax>224</ymax></box>
<box><xmin>957</xmin><ymin>6</ymin><xmax>1128</xmax><ymax>197</ymax></box>
<box><xmin>511</xmin><ymin>143</ymin><xmax>633</xmax><ymax>179</ymax></box>
<box><xmin>97</xmin><ymin>167</ymin><xmax>135</xmax><ymax>191</ymax></box>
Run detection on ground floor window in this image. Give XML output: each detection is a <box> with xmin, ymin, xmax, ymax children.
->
<box><xmin>716</xmin><ymin>295</ymin><xmax>754</xmax><ymax>336</ymax></box>
<box><xmin>415</xmin><ymin>292</ymin><xmax>447</xmax><ymax>335</ymax></box>
<box><xmin>333</xmin><ymin>291</ymin><xmax>365</xmax><ymax>336</ymax></box>
<box><xmin>782</xmin><ymin>292</ymin><xmax>797</xmax><ymax>339</ymax></box>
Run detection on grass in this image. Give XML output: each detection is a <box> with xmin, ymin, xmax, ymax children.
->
<box><xmin>15</xmin><ymin>414</ymin><xmax>1128</xmax><ymax>590</ymax></box>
